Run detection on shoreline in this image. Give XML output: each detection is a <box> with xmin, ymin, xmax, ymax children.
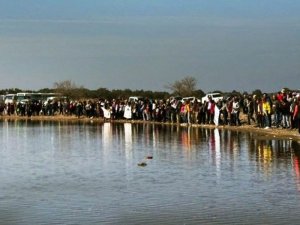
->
<box><xmin>1</xmin><ymin>115</ymin><xmax>299</xmax><ymax>141</ymax></box>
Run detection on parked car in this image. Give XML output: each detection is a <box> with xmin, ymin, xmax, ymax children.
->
<box><xmin>169</xmin><ymin>96</ymin><xmax>182</xmax><ymax>102</ymax></box>
<box><xmin>181</xmin><ymin>96</ymin><xmax>201</xmax><ymax>103</ymax></box>
<box><xmin>201</xmin><ymin>93</ymin><xmax>223</xmax><ymax>103</ymax></box>
<box><xmin>43</xmin><ymin>96</ymin><xmax>68</xmax><ymax>106</ymax></box>
<box><xmin>128</xmin><ymin>96</ymin><xmax>144</xmax><ymax>103</ymax></box>
<box><xmin>4</xmin><ymin>94</ymin><xmax>17</xmax><ymax>104</ymax></box>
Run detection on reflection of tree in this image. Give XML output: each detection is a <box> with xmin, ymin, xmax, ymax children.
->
<box><xmin>164</xmin><ymin>76</ymin><xmax>201</xmax><ymax>97</ymax></box>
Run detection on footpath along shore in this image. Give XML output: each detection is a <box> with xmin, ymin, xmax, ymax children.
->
<box><xmin>1</xmin><ymin>114</ymin><xmax>300</xmax><ymax>142</ymax></box>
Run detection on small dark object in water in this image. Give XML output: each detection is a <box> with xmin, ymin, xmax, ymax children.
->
<box><xmin>138</xmin><ymin>162</ymin><xmax>147</xmax><ymax>167</ymax></box>
<box><xmin>147</xmin><ymin>156</ymin><xmax>153</xmax><ymax>159</ymax></box>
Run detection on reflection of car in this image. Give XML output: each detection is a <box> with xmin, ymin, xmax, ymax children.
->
<box><xmin>182</xmin><ymin>97</ymin><xmax>200</xmax><ymax>103</ymax></box>
<box><xmin>201</xmin><ymin>93</ymin><xmax>223</xmax><ymax>103</ymax></box>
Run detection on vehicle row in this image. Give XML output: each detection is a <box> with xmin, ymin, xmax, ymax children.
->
<box><xmin>128</xmin><ymin>92</ymin><xmax>224</xmax><ymax>104</ymax></box>
<box><xmin>0</xmin><ymin>93</ymin><xmax>63</xmax><ymax>105</ymax></box>
<box><xmin>1</xmin><ymin>92</ymin><xmax>224</xmax><ymax>106</ymax></box>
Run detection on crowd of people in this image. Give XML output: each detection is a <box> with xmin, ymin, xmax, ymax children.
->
<box><xmin>1</xmin><ymin>89</ymin><xmax>300</xmax><ymax>134</ymax></box>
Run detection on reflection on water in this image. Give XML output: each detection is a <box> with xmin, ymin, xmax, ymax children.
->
<box><xmin>293</xmin><ymin>142</ymin><xmax>300</xmax><ymax>192</ymax></box>
<box><xmin>1</xmin><ymin>119</ymin><xmax>300</xmax><ymax>224</ymax></box>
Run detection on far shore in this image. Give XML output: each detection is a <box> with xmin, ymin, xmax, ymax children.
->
<box><xmin>1</xmin><ymin>114</ymin><xmax>299</xmax><ymax>141</ymax></box>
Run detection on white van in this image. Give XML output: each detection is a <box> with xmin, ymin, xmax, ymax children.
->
<box><xmin>4</xmin><ymin>94</ymin><xmax>17</xmax><ymax>104</ymax></box>
<box><xmin>128</xmin><ymin>96</ymin><xmax>144</xmax><ymax>103</ymax></box>
<box><xmin>201</xmin><ymin>93</ymin><xmax>223</xmax><ymax>103</ymax></box>
<box><xmin>181</xmin><ymin>96</ymin><xmax>201</xmax><ymax>103</ymax></box>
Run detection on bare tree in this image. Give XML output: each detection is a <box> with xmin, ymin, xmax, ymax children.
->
<box><xmin>53</xmin><ymin>80</ymin><xmax>85</xmax><ymax>99</ymax></box>
<box><xmin>53</xmin><ymin>80</ymin><xmax>77</xmax><ymax>91</ymax></box>
<box><xmin>165</xmin><ymin>76</ymin><xmax>197</xmax><ymax>96</ymax></box>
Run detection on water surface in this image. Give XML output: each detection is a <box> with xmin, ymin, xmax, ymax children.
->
<box><xmin>0</xmin><ymin>120</ymin><xmax>300</xmax><ymax>224</ymax></box>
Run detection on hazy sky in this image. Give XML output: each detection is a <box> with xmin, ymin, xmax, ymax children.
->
<box><xmin>0</xmin><ymin>0</ymin><xmax>299</xmax><ymax>93</ymax></box>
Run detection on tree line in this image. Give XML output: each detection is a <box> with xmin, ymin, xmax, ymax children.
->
<box><xmin>0</xmin><ymin>77</ymin><xmax>291</xmax><ymax>101</ymax></box>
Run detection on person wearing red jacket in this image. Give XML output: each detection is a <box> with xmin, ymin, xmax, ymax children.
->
<box><xmin>293</xmin><ymin>97</ymin><xmax>300</xmax><ymax>134</ymax></box>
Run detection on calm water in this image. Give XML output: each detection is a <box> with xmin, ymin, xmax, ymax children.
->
<box><xmin>0</xmin><ymin>119</ymin><xmax>300</xmax><ymax>225</ymax></box>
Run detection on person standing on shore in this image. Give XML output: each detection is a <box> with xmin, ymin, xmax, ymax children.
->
<box><xmin>262</xmin><ymin>95</ymin><xmax>271</xmax><ymax>128</ymax></box>
<box><xmin>201</xmin><ymin>100</ymin><xmax>208</xmax><ymax>124</ymax></box>
<box><xmin>281</xmin><ymin>95</ymin><xmax>291</xmax><ymax>129</ymax></box>
<box><xmin>293</xmin><ymin>97</ymin><xmax>300</xmax><ymax>134</ymax></box>
<box><xmin>192</xmin><ymin>100</ymin><xmax>199</xmax><ymax>124</ymax></box>
<box><xmin>227</xmin><ymin>97</ymin><xmax>233</xmax><ymax>125</ymax></box>
<box><xmin>232</xmin><ymin>97</ymin><xmax>241</xmax><ymax>126</ymax></box>
<box><xmin>76</xmin><ymin>101</ymin><xmax>83</xmax><ymax>118</ymax></box>
<box><xmin>180</xmin><ymin>101</ymin><xmax>187</xmax><ymax>123</ymax></box>
<box><xmin>185</xmin><ymin>100</ymin><xmax>191</xmax><ymax>124</ymax></box>
<box><xmin>198</xmin><ymin>101</ymin><xmax>206</xmax><ymax>124</ymax></box>
<box><xmin>246</xmin><ymin>96</ymin><xmax>256</xmax><ymax>125</ymax></box>
<box><xmin>272</xmin><ymin>94</ymin><xmax>281</xmax><ymax>128</ymax></box>
<box><xmin>206</xmin><ymin>96</ymin><xmax>213</xmax><ymax>124</ymax></box>
<box><xmin>124</xmin><ymin>102</ymin><xmax>132</xmax><ymax>120</ymax></box>
<box><xmin>255</xmin><ymin>97</ymin><xmax>264</xmax><ymax>128</ymax></box>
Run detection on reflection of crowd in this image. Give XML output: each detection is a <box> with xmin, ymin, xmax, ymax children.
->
<box><xmin>1</xmin><ymin>89</ymin><xmax>300</xmax><ymax>133</ymax></box>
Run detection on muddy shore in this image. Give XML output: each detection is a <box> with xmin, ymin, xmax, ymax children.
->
<box><xmin>1</xmin><ymin>115</ymin><xmax>299</xmax><ymax>141</ymax></box>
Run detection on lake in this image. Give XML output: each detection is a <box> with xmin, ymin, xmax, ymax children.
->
<box><xmin>0</xmin><ymin>119</ymin><xmax>300</xmax><ymax>224</ymax></box>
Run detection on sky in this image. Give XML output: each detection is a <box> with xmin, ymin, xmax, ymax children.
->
<box><xmin>0</xmin><ymin>0</ymin><xmax>299</xmax><ymax>93</ymax></box>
